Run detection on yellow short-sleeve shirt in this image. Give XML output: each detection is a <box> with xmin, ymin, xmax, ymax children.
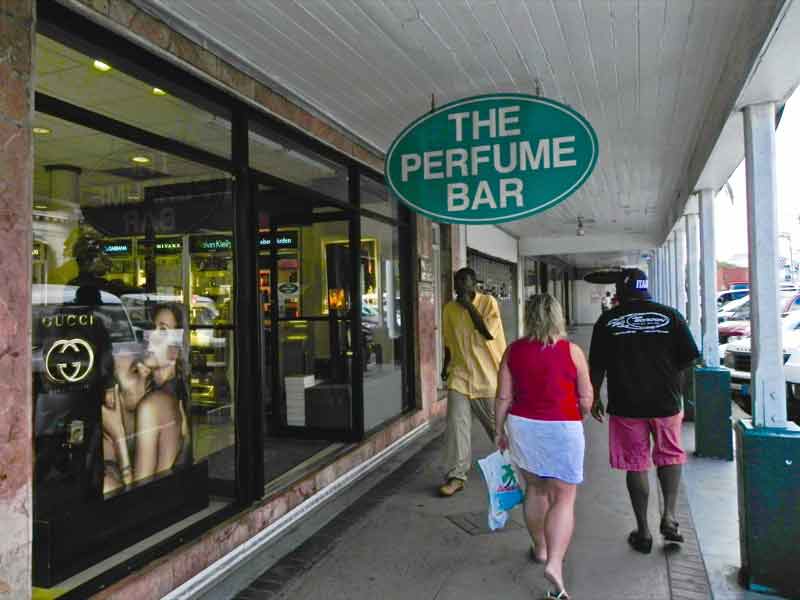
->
<box><xmin>443</xmin><ymin>292</ymin><xmax>507</xmax><ymax>399</ymax></box>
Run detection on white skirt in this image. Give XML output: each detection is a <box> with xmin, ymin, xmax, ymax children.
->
<box><xmin>507</xmin><ymin>414</ymin><xmax>585</xmax><ymax>485</ymax></box>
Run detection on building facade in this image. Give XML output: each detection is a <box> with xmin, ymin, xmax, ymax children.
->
<box><xmin>0</xmin><ymin>1</ymin><xmax>472</xmax><ymax>597</ymax></box>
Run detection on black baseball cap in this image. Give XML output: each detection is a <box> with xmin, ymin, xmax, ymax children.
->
<box><xmin>620</xmin><ymin>268</ymin><xmax>651</xmax><ymax>299</ymax></box>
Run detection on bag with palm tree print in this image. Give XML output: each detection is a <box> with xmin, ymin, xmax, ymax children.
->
<box><xmin>477</xmin><ymin>450</ymin><xmax>524</xmax><ymax>530</ymax></box>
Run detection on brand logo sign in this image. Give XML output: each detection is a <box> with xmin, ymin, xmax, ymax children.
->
<box><xmin>44</xmin><ymin>338</ymin><xmax>96</xmax><ymax>384</ymax></box>
<box><xmin>385</xmin><ymin>94</ymin><xmax>598</xmax><ymax>224</ymax></box>
<box><xmin>608</xmin><ymin>312</ymin><xmax>670</xmax><ymax>332</ymax></box>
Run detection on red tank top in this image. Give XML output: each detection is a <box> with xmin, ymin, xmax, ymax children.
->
<box><xmin>507</xmin><ymin>338</ymin><xmax>581</xmax><ymax>421</ymax></box>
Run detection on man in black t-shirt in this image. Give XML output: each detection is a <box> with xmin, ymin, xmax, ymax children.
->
<box><xmin>589</xmin><ymin>268</ymin><xmax>699</xmax><ymax>554</ymax></box>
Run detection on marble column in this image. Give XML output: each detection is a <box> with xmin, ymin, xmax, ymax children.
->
<box><xmin>0</xmin><ymin>0</ymin><xmax>34</xmax><ymax>597</ymax></box>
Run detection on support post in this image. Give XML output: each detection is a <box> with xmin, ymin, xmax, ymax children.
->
<box><xmin>735</xmin><ymin>102</ymin><xmax>800</xmax><ymax>598</ymax></box>
<box><xmin>674</xmin><ymin>221</ymin><xmax>687</xmax><ymax>316</ymax></box>
<box><xmin>665</xmin><ymin>235</ymin><xmax>675</xmax><ymax>307</ymax></box>
<box><xmin>670</xmin><ymin>234</ymin><xmax>679</xmax><ymax>308</ymax></box>
<box><xmin>685</xmin><ymin>198</ymin><xmax>702</xmax><ymax>344</ymax></box>
<box><xmin>744</xmin><ymin>102</ymin><xmax>786</xmax><ymax>428</ymax></box>
<box><xmin>695</xmin><ymin>188</ymin><xmax>732</xmax><ymax>458</ymax></box>
<box><xmin>699</xmin><ymin>189</ymin><xmax>719</xmax><ymax>367</ymax></box>
<box><xmin>656</xmin><ymin>248</ymin><xmax>663</xmax><ymax>302</ymax></box>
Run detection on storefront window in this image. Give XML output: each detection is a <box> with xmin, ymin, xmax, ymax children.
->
<box><xmin>360</xmin><ymin>173</ymin><xmax>401</xmax><ymax>219</ymax></box>
<box><xmin>31</xmin><ymin>33</ymin><xmax>237</xmax><ymax>587</ymax></box>
<box><xmin>359</xmin><ymin>176</ymin><xmax>409</xmax><ymax>430</ymax></box>
<box><xmin>249</xmin><ymin>120</ymin><xmax>348</xmax><ymax>203</ymax></box>
<box><xmin>36</xmin><ymin>34</ymin><xmax>232</xmax><ymax>158</ymax></box>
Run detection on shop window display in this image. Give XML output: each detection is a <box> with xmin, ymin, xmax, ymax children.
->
<box><xmin>31</xmin><ymin>33</ymin><xmax>236</xmax><ymax>584</ymax></box>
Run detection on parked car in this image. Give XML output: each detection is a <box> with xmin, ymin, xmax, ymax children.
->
<box><xmin>723</xmin><ymin>311</ymin><xmax>800</xmax><ymax>417</ymax></box>
<box><xmin>717</xmin><ymin>288</ymin><xmax>749</xmax><ymax>308</ymax></box>
<box><xmin>718</xmin><ymin>296</ymin><xmax>749</xmax><ymax>323</ymax></box>
<box><xmin>718</xmin><ymin>291</ymin><xmax>800</xmax><ymax>346</ymax></box>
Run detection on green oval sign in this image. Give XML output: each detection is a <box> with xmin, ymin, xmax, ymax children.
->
<box><xmin>385</xmin><ymin>94</ymin><xmax>598</xmax><ymax>224</ymax></box>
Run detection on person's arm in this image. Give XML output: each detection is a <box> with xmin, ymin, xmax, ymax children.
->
<box><xmin>457</xmin><ymin>296</ymin><xmax>494</xmax><ymax>340</ymax></box>
<box><xmin>494</xmin><ymin>348</ymin><xmax>513</xmax><ymax>450</ymax></box>
<box><xmin>133</xmin><ymin>394</ymin><xmax>162</xmax><ymax>482</ymax></box>
<box><xmin>441</xmin><ymin>346</ymin><xmax>451</xmax><ymax>382</ymax></box>
<box><xmin>570</xmin><ymin>343</ymin><xmax>594</xmax><ymax>417</ymax></box>
<box><xmin>588</xmin><ymin>320</ymin><xmax>607</xmax><ymax>422</ymax></box>
<box><xmin>102</xmin><ymin>384</ymin><xmax>133</xmax><ymax>486</ymax></box>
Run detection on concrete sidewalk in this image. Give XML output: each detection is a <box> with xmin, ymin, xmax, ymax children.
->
<box><xmin>231</xmin><ymin>413</ymin><xmax>711</xmax><ymax>600</ymax></box>
<box><xmin>226</xmin><ymin>325</ymin><xmax>763</xmax><ymax>600</ymax></box>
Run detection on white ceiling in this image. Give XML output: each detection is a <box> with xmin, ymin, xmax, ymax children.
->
<box><xmin>123</xmin><ymin>1</ymin><xmax>797</xmax><ymax>267</ymax></box>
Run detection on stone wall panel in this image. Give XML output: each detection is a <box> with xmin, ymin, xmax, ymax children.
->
<box><xmin>0</xmin><ymin>1</ymin><xmax>33</xmax><ymax>598</ymax></box>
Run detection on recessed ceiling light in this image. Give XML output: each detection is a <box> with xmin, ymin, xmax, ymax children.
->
<box><xmin>152</xmin><ymin>87</ymin><xmax>167</xmax><ymax>96</ymax></box>
<box><xmin>33</xmin><ymin>127</ymin><xmax>52</xmax><ymax>135</ymax></box>
<box><xmin>93</xmin><ymin>59</ymin><xmax>112</xmax><ymax>72</ymax></box>
<box><xmin>131</xmin><ymin>155</ymin><xmax>151</xmax><ymax>164</ymax></box>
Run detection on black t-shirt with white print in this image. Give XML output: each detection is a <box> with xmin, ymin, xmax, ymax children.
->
<box><xmin>589</xmin><ymin>299</ymin><xmax>700</xmax><ymax>418</ymax></box>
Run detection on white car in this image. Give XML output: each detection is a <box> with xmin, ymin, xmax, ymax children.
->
<box><xmin>722</xmin><ymin>312</ymin><xmax>800</xmax><ymax>415</ymax></box>
<box><xmin>718</xmin><ymin>296</ymin><xmax>749</xmax><ymax>323</ymax></box>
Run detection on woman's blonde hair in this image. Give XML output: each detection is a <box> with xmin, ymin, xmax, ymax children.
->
<box><xmin>524</xmin><ymin>293</ymin><xmax>566</xmax><ymax>345</ymax></box>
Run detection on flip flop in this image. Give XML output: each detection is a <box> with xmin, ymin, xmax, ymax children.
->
<box><xmin>543</xmin><ymin>590</ymin><xmax>570</xmax><ymax>599</ymax></box>
<box><xmin>627</xmin><ymin>530</ymin><xmax>653</xmax><ymax>554</ymax></box>
<box><xmin>660</xmin><ymin>519</ymin><xmax>685</xmax><ymax>543</ymax></box>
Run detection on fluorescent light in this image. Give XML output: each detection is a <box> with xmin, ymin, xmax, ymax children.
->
<box><xmin>93</xmin><ymin>59</ymin><xmax>112</xmax><ymax>72</ymax></box>
<box><xmin>131</xmin><ymin>156</ymin><xmax>151</xmax><ymax>164</ymax></box>
<box><xmin>34</xmin><ymin>204</ymin><xmax>48</xmax><ymax>210</ymax></box>
<box><xmin>152</xmin><ymin>87</ymin><xmax>167</xmax><ymax>96</ymax></box>
<box><xmin>33</xmin><ymin>127</ymin><xmax>52</xmax><ymax>135</ymax></box>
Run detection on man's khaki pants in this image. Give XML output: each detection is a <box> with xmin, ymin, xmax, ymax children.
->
<box><xmin>445</xmin><ymin>390</ymin><xmax>495</xmax><ymax>481</ymax></box>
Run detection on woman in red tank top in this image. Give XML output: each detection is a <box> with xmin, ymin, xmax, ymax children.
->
<box><xmin>494</xmin><ymin>294</ymin><xmax>593</xmax><ymax>600</ymax></box>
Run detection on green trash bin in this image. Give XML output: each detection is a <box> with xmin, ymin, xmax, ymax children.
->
<box><xmin>736</xmin><ymin>420</ymin><xmax>800</xmax><ymax>597</ymax></box>
<box><xmin>694</xmin><ymin>366</ymin><xmax>733</xmax><ymax>460</ymax></box>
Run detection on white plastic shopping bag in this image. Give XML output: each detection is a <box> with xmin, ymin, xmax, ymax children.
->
<box><xmin>477</xmin><ymin>450</ymin><xmax>524</xmax><ymax>531</ymax></box>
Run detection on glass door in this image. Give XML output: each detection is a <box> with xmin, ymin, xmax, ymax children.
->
<box><xmin>254</xmin><ymin>180</ymin><xmax>357</xmax><ymax>441</ymax></box>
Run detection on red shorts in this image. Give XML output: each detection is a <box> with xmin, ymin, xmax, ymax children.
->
<box><xmin>608</xmin><ymin>412</ymin><xmax>686</xmax><ymax>471</ymax></box>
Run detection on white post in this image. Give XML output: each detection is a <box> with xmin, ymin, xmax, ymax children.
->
<box><xmin>652</xmin><ymin>251</ymin><xmax>659</xmax><ymax>301</ymax></box>
<box><xmin>648</xmin><ymin>251</ymin><xmax>656</xmax><ymax>299</ymax></box>
<box><xmin>685</xmin><ymin>200</ymin><xmax>702</xmax><ymax>344</ymax></box>
<box><xmin>744</xmin><ymin>102</ymin><xmax>787</xmax><ymax>428</ymax></box>
<box><xmin>699</xmin><ymin>189</ymin><xmax>719</xmax><ymax>367</ymax></box>
<box><xmin>674</xmin><ymin>221</ymin><xmax>687</xmax><ymax>316</ymax></box>
<box><xmin>666</xmin><ymin>235</ymin><xmax>676</xmax><ymax>307</ymax></box>
<box><xmin>657</xmin><ymin>248</ymin><xmax>665</xmax><ymax>302</ymax></box>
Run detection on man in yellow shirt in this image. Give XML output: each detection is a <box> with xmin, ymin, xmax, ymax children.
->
<box><xmin>439</xmin><ymin>267</ymin><xmax>507</xmax><ymax>496</ymax></box>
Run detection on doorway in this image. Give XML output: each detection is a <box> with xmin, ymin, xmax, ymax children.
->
<box><xmin>252</xmin><ymin>178</ymin><xmax>357</xmax><ymax>484</ymax></box>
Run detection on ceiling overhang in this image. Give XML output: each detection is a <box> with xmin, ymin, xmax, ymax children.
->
<box><xmin>121</xmin><ymin>0</ymin><xmax>800</xmax><ymax>267</ymax></box>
